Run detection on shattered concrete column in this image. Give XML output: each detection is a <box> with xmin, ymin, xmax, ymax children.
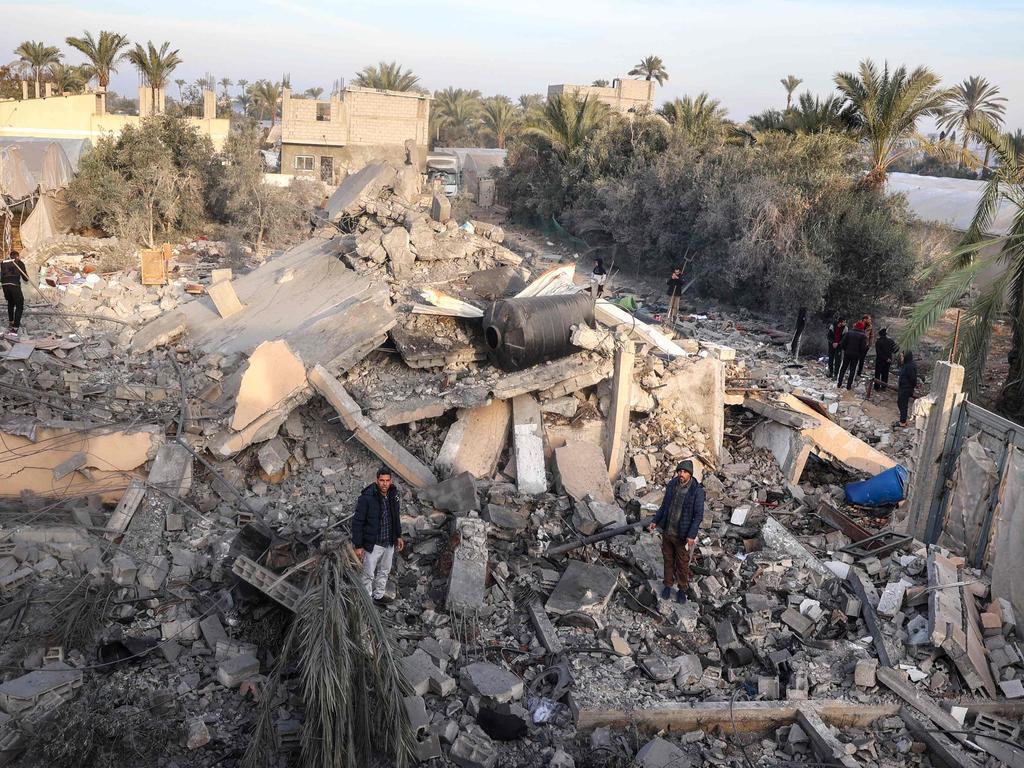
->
<box><xmin>447</xmin><ymin>515</ymin><xmax>489</xmax><ymax>619</ymax></box>
<box><xmin>605</xmin><ymin>338</ymin><xmax>635</xmax><ymax>479</ymax></box>
<box><xmin>512</xmin><ymin>394</ymin><xmax>546</xmax><ymax>495</ymax></box>
<box><xmin>903</xmin><ymin>361</ymin><xmax>965</xmax><ymax>541</ymax></box>
<box><xmin>123</xmin><ymin>442</ymin><xmax>193</xmax><ymax>555</ymax></box>
<box><xmin>436</xmin><ymin>400</ymin><xmax>510</xmax><ymax>480</ymax></box>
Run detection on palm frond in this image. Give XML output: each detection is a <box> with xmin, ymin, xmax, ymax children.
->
<box><xmin>955</xmin><ymin>268</ymin><xmax>1012</xmax><ymax>395</ymax></box>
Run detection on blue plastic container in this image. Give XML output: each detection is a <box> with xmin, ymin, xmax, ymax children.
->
<box><xmin>844</xmin><ymin>465</ymin><xmax>909</xmax><ymax>507</ymax></box>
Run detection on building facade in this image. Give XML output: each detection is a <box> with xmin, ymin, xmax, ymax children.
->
<box><xmin>547</xmin><ymin>78</ymin><xmax>655</xmax><ymax>115</ymax></box>
<box><xmin>279</xmin><ymin>86</ymin><xmax>430</xmax><ymax>184</ymax></box>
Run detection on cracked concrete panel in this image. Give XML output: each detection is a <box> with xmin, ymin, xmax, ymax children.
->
<box><xmin>231</xmin><ymin>340</ymin><xmax>307</xmax><ymax>431</ymax></box>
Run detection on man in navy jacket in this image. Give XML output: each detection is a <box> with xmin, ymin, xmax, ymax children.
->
<box><xmin>352</xmin><ymin>467</ymin><xmax>405</xmax><ymax>604</ymax></box>
<box><xmin>648</xmin><ymin>460</ymin><xmax>705</xmax><ymax>603</ymax></box>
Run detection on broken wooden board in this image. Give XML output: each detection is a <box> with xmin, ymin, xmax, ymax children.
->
<box><xmin>776</xmin><ymin>393</ymin><xmax>897</xmax><ymax>476</ymax></box>
<box><xmin>0</xmin><ymin>421</ymin><xmax>163</xmax><ymax>502</ymax></box>
<box><xmin>309</xmin><ymin>364</ymin><xmax>437</xmax><ymax>488</ymax></box>
<box><xmin>436</xmin><ymin>400</ymin><xmax>510</xmax><ymax>480</ymax></box>
<box><xmin>207</xmin><ymin>278</ymin><xmax>244</xmax><ymax>319</ymax></box>
<box><xmin>512</xmin><ymin>394</ymin><xmax>546</xmax><ymax>495</ymax></box>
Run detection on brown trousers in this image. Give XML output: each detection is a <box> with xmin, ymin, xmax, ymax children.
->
<box><xmin>667</xmin><ymin>294</ymin><xmax>681</xmax><ymax>322</ymax></box>
<box><xmin>661</xmin><ymin>535</ymin><xmax>691</xmax><ymax>589</ymax></box>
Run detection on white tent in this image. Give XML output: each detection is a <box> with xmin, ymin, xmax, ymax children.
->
<box><xmin>0</xmin><ymin>146</ymin><xmax>36</xmax><ymax>200</ymax></box>
<box><xmin>38</xmin><ymin>143</ymin><xmax>75</xmax><ymax>194</ymax></box>
<box><xmin>19</xmin><ymin>193</ymin><xmax>76</xmax><ymax>251</ymax></box>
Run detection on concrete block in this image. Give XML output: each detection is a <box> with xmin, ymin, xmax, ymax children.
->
<box><xmin>186</xmin><ymin>717</ymin><xmax>210</xmax><ymax>749</ymax></box>
<box><xmin>545</xmin><ymin>560</ymin><xmax>618</xmax><ymax>616</ymax></box>
<box><xmin>436</xmin><ymin>400</ymin><xmax>510</xmax><ymax>480</ymax></box>
<box><xmin>512</xmin><ymin>394</ymin><xmax>547</xmax><ymax>495</ymax></box>
<box><xmin>401</xmin><ymin>649</ymin><xmax>456</xmax><ymax>697</ymax></box>
<box><xmin>447</xmin><ymin>516</ymin><xmax>488</xmax><ymax>617</ymax></box>
<box><xmin>635</xmin><ymin>736</ymin><xmax>691</xmax><ymax>768</ymax></box>
<box><xmin>138</xmin><ymin>556</ymin><xmax>169</xmax><ymax>590</ymax></box>
<box><xmin>855</xmin><ymin>658</ymin><xmax>878</xmax><ymax>688</ymax></box>
<box><xmin>216</xmin><ymin>653</ymin><xmax>259</xmax><ymax>687</ymax></box>
<box><xmin>403</xmin><ymin>695</ymin><xmax>430</xmax><ymax>735</ymax></box>
<box><xmin>460</xmin><ymin>662</ymin><xmax>523</xmax><ymax>703</ymax></box>
<box><xmin>451</xmin><ymin>730</ymin><xmax>496</xmax><ymax>768</ymax></box>
<box><xmin>417</xmin><ymin>471</ymin><xmax>478</xmax><ymax>513</ymax></box>
<box><xmin>554</xmin><ymin>441</ymin><xmax>615</xmax><ymax>504</ymax></box>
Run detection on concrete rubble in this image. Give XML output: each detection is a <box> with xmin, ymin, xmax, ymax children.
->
<box><xmin>0</xmin><ymin>157</ymin><xmax>1021</xmax><ymax>768</ymax></box>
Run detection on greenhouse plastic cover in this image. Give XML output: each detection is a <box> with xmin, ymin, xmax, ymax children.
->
<box><xmin>887</xmin><ymin>172</ymin><xmax>1014</xmax><ymax>235</ymax></box>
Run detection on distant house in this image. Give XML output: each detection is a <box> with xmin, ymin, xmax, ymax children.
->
<box><xmin>547</xmin><ymin>78</ymin><xmax>655</xmax><ymax>115</ymax></box>
<box><xmin>279</xmin><ymin>86</ymin><xmax>430</xmax><ymax>185</ymax></box>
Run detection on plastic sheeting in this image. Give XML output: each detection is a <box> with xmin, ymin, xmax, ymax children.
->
<box><xmin>0</xmin><ymin>137</ymin><xmax>90</xmax><ymax>172</ymax></box>
<box><xmin>887</xmin><ymin>172</ymin><xmax>1015</xmax><ymax>236</ymax></box>
<box><xmin>0</xmin><ymin>146</ymin><xmax>36</xmax><ymax>200</ymax></box>
<box><xmin>38</xmin><ymin>143</ymin><xmax>75</xmax><ymax>193</ymax></box>
<box><xmin>19</xmin><ymin>193</ymin><xmax>76</xmax><ymax>251</ymax></box>
<box><xmin>991</xmin><ymin>447</ymin><xmax>1024</xmax><ymax>636</ymax></box>
<box><xmin>939</xmin><ymin>436</ymin><xmax>998</xmax><ymax>557</ymax></box>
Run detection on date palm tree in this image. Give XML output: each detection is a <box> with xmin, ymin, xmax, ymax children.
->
<box><xmin>305</xmin><ymin>86</ymin><xmax>324</xmax><ymax>100</ymax></box>
<box><xmin>15</xmin><ymin>40</ymin><xmax>61</xmax><ymax>98</ymax></box>
<box><xmin>901</xmin><ymin>119</ymin><xmax>1024</xmax><ymax>417</ymax></box>
<box><xmin>518</xmin><ymin>93</ymin><xmax>544</xmax><ymax>112</ymax></box>
<box><xmin>126</xmin><ymin>41</ymin><xmax>182</xmax><ymax>114</ymax></box>
<box><xmin>353</xmin><ymin>61</ymin><xmax>419</xmax><ymax>91</ymax></box>
<box><xmin>174</xmin><ymin>78</ymin><xmax>186</xmax><ymax>102</ymax></box>
<box><xmin>659</xmin><ymin>93</ymin><xmax>728</xmax><ymax>142</ymax></box>
<box><xmin>628</xmin><ymin>55</ymin><xmax>668</xmax><ymax>85</ymax></box>
<box><xmin>787</xmin><ymin>92</ymin><xmax>850</xmax><ymax>134</ymax></box>
<box><xmin>834</xmin><ymin>59</ymin><xmax>952</xmax><ymax>186</ymax></box>
<box><xmin>432</xmin><ymin>87</ymin><xmax>482</xmax><ymax>144</ymax></box>
<box><xmin>249</xmin><ymin>79</ymin><xmax>282</xmax><ymax>125</ymax></box>
<box><xmin>780</xmin><ymin>75</ymin><xmax>803</xmax><ymax>110</ymax></box>
<box><xmin>64</xmin><ymin>30</ymin><xmax>130</xmax><ymax>91</ymax></box>
<box><xmin>481</xmin><ymin>96</ymin><xmax>519</xmax><ymax>148</ymax></box>
<box><xmin>218</xmin><ymin>77</ymin><xmax>233</xmax><ymax>101</ymax></box>
<box><xmin>938</xmin><ymin>76</ymin><xmax>1006</xmax><ymax>169</ymax></box>
<box><xmin>526</xmin><ymin>93</ymin><xmax>609</xmax><ymax>163</ymax></box>
<box><xmin>48</xmin><ymin>63</ymin><xmax>85</xmax><ymax>94</ymax></box>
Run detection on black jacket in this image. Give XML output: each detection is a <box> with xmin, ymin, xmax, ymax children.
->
<box><xmin>898</xmin><ymin>353</ymin><xmax>918</xmax><ymax>394</ymax></box>
<box><xmin>841</xmin><ymin>329</ymin><xmax>868</xmax><ymax>359</ymax></box>
<box><xmin>666</xmin><ymin>276</ymin><xmax>683</xmax><ymax>297</ymax></box>
<box><xmin>0</xmin><ymin>257</ymin><xmax>28</xmax><ymax>287</ymax></box>
<box><xmin>352</xmin><ymin>482</ymin><xmax>401</xmax><ymax>552</ymax></box>
<box><xmin>653</xmin><ymin>477</ymin><xmax>705</xmax><ymax>540</ymax></box>
<box><xmin>875</xmin><ymin>335</ymin><xmax>898</xmax><ymax>364</ymax></box>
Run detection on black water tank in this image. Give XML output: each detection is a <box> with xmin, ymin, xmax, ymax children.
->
<box><xmin>482</xmin><ymin>293</ymin><xmax>595</xmax><ymax>371</ymax></box>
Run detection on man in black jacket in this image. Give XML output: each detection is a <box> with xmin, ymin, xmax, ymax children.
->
<box><xmin>837</xmin><ymin>321</ymin><xmax>868</xmax><ymax>390</ymax></box>
<box><xmin>648</xmin><ymin>460</ymin><xmax>705</xmax><ymax>604</ymax></box>
<box><xmin>897</xmin><ymin>351</ymin><xmax>919</xmax><ymax>427</ymax></box>
<box><xmin>826</xmin><ymin>317</ymin><xmax>847</xmax><ymax>378</ymax></box>
<box><xmin>352</xmin><ymin>467</ymin><xmax>405</xmax><ymax>604</ymax></box>
<box><xmin>1</xmin><ymin>250</ymin><xmax>28</xmax><ymax>338</ymax></box>
<box><xmin>873</xmin><ymin>329</ymin><xmax>899</xmax><ymax>390</ymax></box>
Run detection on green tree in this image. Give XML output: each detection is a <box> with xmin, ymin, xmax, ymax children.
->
<box><xmin>480</xmin><ymin>96</ymin><xmax>519</xmax><ymax>148</ymax></box>
<box><xmin>47</xmin><ymin>63</ymin><xmax>85</xmax><ymax>94</ymax></box>
<box><xmin>305</xmin><ymin>86</ymin><xmax>324</xmax><ymax>100</ymax></box>
<box><xmin>218</xmin><ymin>77</ymin><xmax>233</xmax><ymax>100</ymax></box>
<box><xmin>747</xmin><ymin>108</ymin><xmax>789</xmax><ymax>134</ymax></box>
<box><xmin>787</xmin><ymin>92</ymin><xmax>850</xmax><ymax>134</ymax></box>
<box><xmin>659</xmin><ymin>93</ymin><xmax>729</xmax><ymax>143</ymax></box>
<box><xmin>780</xmin><ymin>74</ymin><xmax>803</xmax><ymax>110</ymax></box>
<box><xmin>592</xmin><ymin>79</ymin><xmax>609</xmax><ymax>87</ymax></box>
<box><xmin>901</xmin><ymin>120</ymin><xmax>1024</xmax><ymax>417</ymax></box>
<box><xmin>1007</xmin><ymin>129</ymin><xmax>1024</xmax><ymax>157</ymax></box>
<box><xmin>432</xmin><ymin>87</ymin><xmax>482</xmax><ymax>144</ymax></box>
<box><xmin>834</xmin><ymin>59</ymin><xmax>951</xmax><ymax>186</ymax></box>
<box><xmin>518</xmin><ymin>93</ymin><xmax>544</xmax><ymax>112</ymax></box>
<box><xmin>15</xmin><ymin>40</ymin><xmax>61</xmax><ymax>98</ymax></box>
<box><xmin>126</xmin><ymin>41</ymin><xmax>182</xmax><ymax>114</ymax></box>
<box><xmin>937</xmin><ymin>76</ymin><xmax>1007</xmax><ymax>169</ymax></box>
<box><xmin>628</xmin><ymin>55</ymin><xmax>668</xmax><ymax>85</ymax></box>
<box><xmin>353</xmin><ymin>61</ymin><xmax>419</xmax><ymax>91</ymax></box>
<box><xmin>526</xmin><ymin>94</ymin><xmax>610</xmax><ymax>163</ymax></box>
<box><xmin>250</xmin><ymin>79</ymin><xmax>282</xmax><ymax>125</ymax></box>
<box><xmin>64</xmin><ymin>31</ymin><xmax>130</xmax><ymax>91</ymax></box>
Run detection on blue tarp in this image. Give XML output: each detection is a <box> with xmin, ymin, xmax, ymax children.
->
<box><xmin>844</xmin><ymin>465</ymin><xmax>909</xmax><ymax>507</ymax></box>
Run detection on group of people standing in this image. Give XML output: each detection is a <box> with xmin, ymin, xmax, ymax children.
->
<box><xmin>823</xmin><ymin>313</ymin><xmax>918</xmax><ymax>427</ymax></box>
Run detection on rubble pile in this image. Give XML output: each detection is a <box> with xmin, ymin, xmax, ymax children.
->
<box><xmin>0</xmin><ymin>159</ymin><xmax>1021</xmax><ymax>767</ymax></box>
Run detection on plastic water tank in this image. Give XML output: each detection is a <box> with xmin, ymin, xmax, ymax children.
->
<box><xmin>482</xmin><ymin>293</ymin><xmax>595</xmax><ymax>371</ymax></box>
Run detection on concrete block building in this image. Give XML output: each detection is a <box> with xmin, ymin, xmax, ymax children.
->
<box><xmin>280</xmin><ymin>86</ymin><xmax>430</xmax><ymax>184</ymax></box>
<box><xmin>547</xmin><ymin>78</ymin><xmax>655</xmax><ymax>115</ymax></box>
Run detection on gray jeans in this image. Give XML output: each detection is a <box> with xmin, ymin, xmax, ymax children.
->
<box><xmin>361</xmin><ymin>545</ymin><xmax>394</xmax><ymax>600</ymax></box>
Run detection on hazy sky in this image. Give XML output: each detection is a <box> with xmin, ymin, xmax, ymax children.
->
<box><xmin>2</xmin><ymin>0</ymin><xmax>1022</xmax><ymax>129</ymax></box>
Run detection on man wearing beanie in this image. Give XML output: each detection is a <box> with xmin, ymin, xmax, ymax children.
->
<box><xmin>648</xmin><ymin>460</ymin><xmax>705</xmax><ymax>603</ymax></box>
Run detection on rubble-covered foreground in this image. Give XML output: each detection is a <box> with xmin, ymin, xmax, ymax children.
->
<box><xmin>0</xmin><ymin>161</ymin><xmax>1022</xmax><ymax>768</ymax></box>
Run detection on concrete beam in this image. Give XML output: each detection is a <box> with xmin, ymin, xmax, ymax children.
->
<box><xmin>435</xmin><ymin>400</ymin><xmax>510</xmax><ymax>481</ymax></box>
<box><xmin>605</xmin><ymin>339</ymin><xmax>635</xmax><ymax>480</ymax></box>
<box><xmin>512</xmin><ymin>394</ymin><xmax>546</xmax><ymax>495</ymax></box>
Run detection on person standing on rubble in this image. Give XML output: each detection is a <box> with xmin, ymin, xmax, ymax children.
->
<box><xmin>837</xmin><ymin>320</ymin><xmax>868</xmax><ymax>390</ymax></box>
<box><xmin>352</xmin><ymin>467</ymin><xmax>405</xmax><ymax>606</ymax></box>
<box><xmin>874</xmin><ymin>329</ymin><xmax>899</xmax><ymax>390</ymax></box>
<box><xmin>856</xmin><ymin>313</ymin><xmax>875</xmax><ymax>379</ymax></box>
<box><xmin>648</xmin><ymin>460</ymin><xmax>705</xmax><ymax>604</ymax></box>
<box><xmin>1</xmin><ymin>250</ymin><xmax>28</xmax><ymax>339</ymax></box>
<box><xmin>826</xmin><ymin>317</ymin><xmax>847</xmax><ymax>378</ymax></box>
<box><xmin>790</xmin><ymin>306</ymin><xmax>807</xmax><ymax>358</ymax></box>
<box><xmin>591</xmin><ymin>258</ymin><xmax>608</xmax><ymax>298</ymax></box>
<box><xmin>665</xmin><ymin>267</ymin><xmax>683</xmax><ymax>324</ymax></box>
<box><xmin>897</xmin><ymin>351</ymin><xmax>918</xmax><ymax>427</ymax></box>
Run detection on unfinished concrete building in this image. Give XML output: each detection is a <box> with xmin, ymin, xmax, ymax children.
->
<box><xmin>279</xmin><ymin>86</ymin><xmax>430</xmax><ymax>184</ymax></box>
<box><xmin>547</xmin><ymin>78</ymin><xmax>655</xmax><ymax>114</ymax></box>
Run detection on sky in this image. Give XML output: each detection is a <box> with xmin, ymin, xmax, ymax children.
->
<box><xmin>2</xmin><ymin>0</ymin><xmax>1022</xmax><ymax>130</ymax></box>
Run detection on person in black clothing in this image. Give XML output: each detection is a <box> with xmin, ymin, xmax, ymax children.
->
<box><xmin>874</xmin><ymin>328</ymin><xmax>899</xmax><ymax>390</ymax></box>
<box><xmin>837</xmin><ymin>321</ymin><xmax>868</xmax><ymax>390</ymax></box>
<box><xmin>352</xmin><ymin>467</ymin><xmax>405</xmax><ymax>604</ymax></box>
<box><xmin>790</xmin><ymin>307</ymin><xmax>807</xmax><ymax>357</ymax></box>
<box><xmin>666</xmin><ymin>268</ymin><xmax>683</xmax><ymax>323</ymax></box>
<box><xmin>826</xmin><ymin>317</ymin><xmax>847</xmax><ymax>378</ymax></box>
<box><xmin>1</xmin><ymin>250</ymin><xmax>28</xmax><ymax>337</ymax></box>
<box><xmin>591</xmin><ymin>258</ymin><xmax>607</xmax><ymax>298</ymax></box>
<box><xmin>897</xmin><ymin>351</ymin><xmax>918</xmax><ymax>426</ymax></box>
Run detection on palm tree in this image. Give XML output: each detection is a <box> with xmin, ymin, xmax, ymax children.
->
<box><xmin>519</xmin><ymin>93</ymin><xmax>544</xmax><ymax>112</ymax></box>
<box><xmin>900</xmin><ymin>120</ymin><xmax>1024</xmax><ymax>417</ymax></box>
<box><xmin>659</xmin><ymin>93</ymin><xmax>728</xmax><ymax>142</ymax></box>
<box><xmin>249</xmin><ymin>79</ymin><xmax>282</xmax><ymax>125</ymax></box>
<box><xmin>48</xmin><ymin>63</ymin><xmax>84</xmax><ymax>94</ymax></box>
<box><xmin>780</xmin><ymin>75</ymin><xmax>803</xmax><ymax>110</ymax></box>
<box><xmin>787</xmin><ymin>92</ymin><xmax>850</xmax><ymax>134</ymax></box>
<box><xmin>481</xmin><ymin>96</ymin><xmax>519</xmax><ymax>148</ymax></box>
<box><xmin>304</xmin><ymin>86</ymin><xmax>324</xmax><ymax>100</ymax></box>
<box><xmin>747</xmin><ymin>108</ymin><xmax>789</xmax><ymax>133</ymax></box>
<box><xmin>15</xmin><ymin>40</ymin><xmax>61</xmax><ymax>98</ymax></box>
<box><xmin>353</xmin><ymin>61</ymin><xmax>419</xmax><ymax>91</ymax></box>
<box><xmin>126</xmin><ymin>41</ymin><xmax>182</xmax><ymax>114</ymax></box>
<box><xmin>1008</xmin><ymin>129</ymin><xmax>1024</xmax><ymax>158</ymax></box>
<box><xmin>218</xmin><ymin>77</ymin><xmax>233</xmax><ymax>100</ymax></box>
<box><xmin>174</xmin><ymin>78</ymin><xmax>186</xmax><ymax>102</ymax></box>
<box><xmin>64</xmin><ymin>30</ymin><xmax>130</xmax><ymax>91</ymax></box>
<box><xmin>236</xmin><ymin>91</ymin><xmax>253</xmax><ymax>117</ymax></box>
<box><xmin>628</xmin><ymin>55</ymin><xmax>668</xmax><ymax>85</ymax></box>
<box><xmin>526</xmin><ymin>94</ymin><xmax>609</xmax><ymax>163</ymax></box>
<box><xmin>236</xmin><ymin>77</ymin><xmax>248</xmax><ymax>95</ymax></box>
<box><xmin>834</xmin><ymin>59</ymin><xmax>952</xmax><ymax>186</ymax></box>
<box><xmin>937</xmin><ymin>76</ymin><xmax>1007</xmax><ymax>169</ymax></box>
<box><xmin>432</xmin><ymin>87</ymin><xmax>482</xmax><ymax>144</ymax></box>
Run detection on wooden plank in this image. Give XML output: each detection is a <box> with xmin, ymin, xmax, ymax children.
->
<box><xmin>899</xmin><ymin>706</ymin><xmax>982</xmax><ymax>768</ymax></box>
<box><xmin>309</xmin><ymin>364</ymin><xmax>437</xmax><ymax>488</ymax></box>
<box><xmin>795</xmin><ymin>706</ymin><xmax>860</xmax><ymax>768</ymax></box>
<box><xmin>207</xmin><ymin>279</ymin><xmax>244</xmax><ymax>319</ymax></box>
<box><xmin>577</xmin><ymin>700</ymin><xmax>899</xmax><ymax>733</ymax></box>
<box><xmin>140</xmin><ymin>248</ymin><xmax>167</xmax><ymax>285</ymax></box>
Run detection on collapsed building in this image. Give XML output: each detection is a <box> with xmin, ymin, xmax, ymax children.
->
<box><xmin>0</xmin><ymin>156</ymin><xmax>1023</xmax><ymax>768</ymax></box>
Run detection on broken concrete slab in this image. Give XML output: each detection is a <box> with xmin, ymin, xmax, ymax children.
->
<box><xmin>554</xmin><ymin>441</ymin><xmax>615</xmax><ymax>504</ymax></box>
<box><xmin>753</xmin><ymin>421</ymin><xmax>813</xmax><ymax>486</ymax></box>
<box><xmin>448</xmin><ymin>515</ymin><xmax>489</xmax><ymax>617</ymax></box>
<box><xmin>460</xmin><ymin>662</ymin><xmax>524</xmax><ymax>703</ymax></box>
<box><xmin>231</xmin><ymin>340</ymin><xmax>306</xmax><ymax>431</ymax></box>
<box><xmin>257</xmin><ymin>437</ymin><xmax>291</xmax><ymax>483</ymax></box>
<box><xmin>761</xmin><ymin>517</ymin><xmax>829</xmax><ymax>577</ymax></box>
<box><xmin>309</xmin><ymin>365</ymin><xmax>437</xmax><ymax>488</ymax></box>
<box><xmin>216</xmin><ymin>653</ymin><xmax>259</xmax><ymax>687</ymax></box>
<box><xmin>545</xmin><ymin>560</ymin><xmax>618</xmax><ymax>616</ymax></box>
<box><xmin>436</xmin><ymin>400</ymin><xmax>510</xmax><ymax>481</ymax></box>
<box><xmin>511</xmin><ymin>394</ymin><xmax>546</xmax><ymax>495</ymax></box>
<box><xmin>207</xmin><ymin>278</ymin><xmax>244</xmax><ymax>319</ymax></box>
<box><xmin>416</xmin><ymin>471</ymin><xmax>478</xmax><ymax>513</ymax></box>
<box><xmin>123</xmin><ymin>441</ymin><xmax>193</xmax><ymax>554</ymax></box>
<box><xmin>0</xmin><ymin>663</ymin><xmax>83</xmax><ymax>715</ymax></box>
<box><xmin>655</xmin><ymin>356</ymin><xmax>725</xmax><ymax>464</ymax></box>
<box><xmin>634</xmin><ymin>737</ymin><xmax>692</xmax><ymax>768</ymax></box>
<box><xmin>401</xmin><ymin>649</ymin><xmax>456</xmax><ymax>697</ymax></box>
<box><xmin>604</xmin><ymin>339</ymin><xmax>635</xmax><ymax>480</ymax></box>
<box><xmin>450</xmin><ymin>730</ymin><xmax>496</xmax><ymax>768</ymax></box>
<box><xmin>324</xmin><ymin>161</ymin><xmax>398</xmax><ymax>220</ymax></box>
